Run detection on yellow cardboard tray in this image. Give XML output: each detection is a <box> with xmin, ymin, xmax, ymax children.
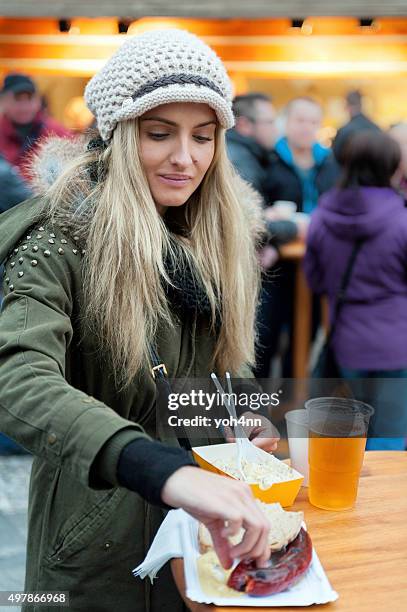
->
<box><xmin>192</xmin><ymin>442</ymin><xmax>303</xmax><ymax>507</ymax></box>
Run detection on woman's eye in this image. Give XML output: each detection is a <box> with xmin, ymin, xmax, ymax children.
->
<box><xmin>148</xmin><ymin>132</ymin><xmax>169</xmax><ymax>140</ymax></box>
<box><xmin>194</xmin><ymin>135</ymin><xmax>213</xmax><ymax>143</ymax></box>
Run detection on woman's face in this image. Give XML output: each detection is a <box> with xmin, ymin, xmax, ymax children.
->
<box><xmin>139</xmin><ymin>102</ymin><xmax>217</xmax><ymax>213</ymax></box>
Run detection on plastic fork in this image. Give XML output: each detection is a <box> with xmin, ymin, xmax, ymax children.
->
<box><xmin>211</xmin><ymin>372</ymin><xmax>268</xmax><ymax>481</ymax></box>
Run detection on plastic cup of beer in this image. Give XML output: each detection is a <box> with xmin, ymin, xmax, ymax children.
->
<box><xmin>306</xmin><ymin>397</ymin><xmax>374</xmax><ymax>511</ymax></box>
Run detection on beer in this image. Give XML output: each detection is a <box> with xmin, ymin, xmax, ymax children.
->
<box><xmin>308</xmin><ymin>435</ymin><xmax>366</xmax><ymax>510</ymax></box>
<box><xmin>305</xmin><ymin>397</ymin><xmax>374</xmax><ymax>511</ymax></box>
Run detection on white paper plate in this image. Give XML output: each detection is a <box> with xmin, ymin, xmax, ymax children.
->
<box><xmin>181</xmin><ymin>515</ymin><xmax>339</xmax><ymax>607</ymax></box>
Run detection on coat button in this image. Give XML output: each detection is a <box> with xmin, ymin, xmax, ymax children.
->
<box><xmin>48</xmin><ymin>433</ymin><xmax>57</xmax><ymax>445</ymax></box>
<box><xmin>104</xmin><ymin>541</ymin><xmax>113</xmax><ymax>549</ymax></box>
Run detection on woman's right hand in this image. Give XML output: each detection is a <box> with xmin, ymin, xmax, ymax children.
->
<box><xmin>161</xmin><ymin>466</ymin><xmax>270</xmax><ymax>569</ymax></box>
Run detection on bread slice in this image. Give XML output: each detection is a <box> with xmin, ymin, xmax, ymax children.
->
<box><xmin>198</xmin><ymin>501</ymin><xmax>303</xmax><ymax>554</ymax></box>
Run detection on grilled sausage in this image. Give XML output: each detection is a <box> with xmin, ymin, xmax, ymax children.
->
<box><xmin>227</xmin><ymin>528</ymin><xmax>312</xmax><ymax>596</ymax></box>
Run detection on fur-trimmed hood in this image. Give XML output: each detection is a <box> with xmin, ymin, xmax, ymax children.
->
<box><xmin>29</xmin><ymin>136</ymin><xmax>87</xmax><ymax>196</ymax></box>
<box><xmin>0</xmin><ymin>136</ymin><xmax>266</xmax><ymax>263</ymax></box>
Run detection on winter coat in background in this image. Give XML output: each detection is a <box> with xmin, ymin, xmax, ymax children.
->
<box><xmin>266</xmin><ymin>137</ymin><xmax>339</xmax><ymax>213</ymax></box>
<box><xmin>304</xmin><ymin>186</ymin><xmax>407</xmax><ymax>370</ymax></box>
<box><xmin>226</xmin><ymin>129</ymin><xmax>298</xmax><ymax>245</ymax></box>
<box><xmin>0</xmin><ymin>155</ymin><xmax>32</xmax><ymax>213</ymax></box>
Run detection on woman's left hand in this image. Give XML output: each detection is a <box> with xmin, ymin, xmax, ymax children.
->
<box><xmin>224</xmin><ymin>412</ymin><xmax>280</xmax><ymax>453</ymax></box>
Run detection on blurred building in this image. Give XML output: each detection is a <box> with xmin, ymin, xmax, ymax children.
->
<box><xmin>0</xmin><ymin>5</ymin><xmax>405</xmax><ymax>138</ymax></box>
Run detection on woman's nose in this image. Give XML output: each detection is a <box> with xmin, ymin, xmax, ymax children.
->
<box><xmin>169</xmin><ymin>138</ymin><xmax>194</xmax><ymax>167</ymax></box>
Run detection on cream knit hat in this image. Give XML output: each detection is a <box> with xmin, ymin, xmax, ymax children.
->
<box><xmin>84</xmin><ymin>29</ymin><xmax>235</xmax><ymax>142</ymax></box>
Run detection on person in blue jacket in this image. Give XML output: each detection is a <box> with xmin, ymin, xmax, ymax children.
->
<box><xmin>256</xmin><ymin>98</ymin><xmax>339</xmax><ymax>378</ymax></box>
<box><xmin>266</xmin><ymin>97</ymin><xmax>338</xmax><ymax>214</ymax></box>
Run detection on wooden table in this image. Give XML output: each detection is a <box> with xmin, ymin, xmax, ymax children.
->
<box><xmin>278</xmin><ymin>239</ymin><xmax>329</xmax><ymax>381</ymax></box>
<box><xmin>278</xmin><ymin>239</ymin><xmax>309</xmax><ymax>379</ymax></box>
<box><xmin>172</xmin><ymin>451</ymin><xmax>407</xmax><ymax>612</ymax></box>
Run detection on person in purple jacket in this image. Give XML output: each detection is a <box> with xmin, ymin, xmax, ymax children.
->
<box><xmin>304</xmin><ymin>130</ymin><xmax>407</xmax><ymax>450</ymax></box>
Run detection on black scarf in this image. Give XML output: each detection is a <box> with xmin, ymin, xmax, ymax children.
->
<box><xmin>163</xmin><ymin>246</ymin><xmax>213</xmax><ymax>317</ymax></box>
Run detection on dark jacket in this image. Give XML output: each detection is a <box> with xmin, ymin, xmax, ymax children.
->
<box><xmin>226</xmin><ymin>129</ymin><xmax>270</xmax><ymax>198</ymax></box>
<box><xmin>304</xmin><ymin>187</ymin><xmax>407</xmax><ymax>370</ymax></box>
<box><xmin>0</xmin><ymin>155</ymin><xmax>32</xmax><ymax>213</ymax></box>
<box><xmin>226</xmin><ymin>129</ymin><xmax>297</xmax><ymax>245</ymax></box>
<box><xmin>0</xmin><ymin>141</ymin><xmax>257</xmax><ymax>611</ymax></box>
<box><xmin>332</xmin><ymin>113</ymin><xmax>381</xmax><ymax>163</ymax></box>
<box><xmin>265</xmin><ymin>138</ymin><xmax>339</xmax><ymax>213</ymax></box>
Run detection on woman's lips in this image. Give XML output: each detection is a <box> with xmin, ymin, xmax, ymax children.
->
<box><xmin>158</xmin><ymin>175</ymin><xmax>192</xmax><ymax>187</ymax></box>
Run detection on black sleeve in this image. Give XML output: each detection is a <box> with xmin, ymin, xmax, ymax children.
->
<box><xmin>116</xmin><ymin>437</ymin><xmax>199</xmax><ymax>508</ymax></box>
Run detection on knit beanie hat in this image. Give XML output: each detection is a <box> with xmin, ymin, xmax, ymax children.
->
<box><xmin>84</xmin><ymin>28</ymin><xmax>235</xmax><ymax>142</ymax></box>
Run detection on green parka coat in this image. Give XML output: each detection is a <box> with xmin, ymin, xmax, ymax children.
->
<box><xmin>0</xmin><ymin>142</ymin><xmax>262</xmax><ymax>612</ymax></box>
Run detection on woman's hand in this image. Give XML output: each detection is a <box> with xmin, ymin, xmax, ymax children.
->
<box><xmin>161</xmin><ymin>466</ymin><xmax>270</xmax><ymax>569</ymax></box>
<box><xmin>224</xmin><ymin>412</ymin><xmax>280</xmax><ymax>453</ymax></box>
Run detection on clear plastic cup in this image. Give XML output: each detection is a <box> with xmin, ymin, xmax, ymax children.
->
<box><xmin>284</xmin><ymin>409</ymin><xmax>309</xmax><ymax>486</ymax></box>
<box><xmin>305</xmin><ymin>397</ymin><xmax>374</xmax><ymax>510</ymax></box>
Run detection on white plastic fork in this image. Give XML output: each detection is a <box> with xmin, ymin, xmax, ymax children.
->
<box><xmin>211</xmin><ymin>372</ymin><xmax>268</xmax><ymax>481</ymax></box>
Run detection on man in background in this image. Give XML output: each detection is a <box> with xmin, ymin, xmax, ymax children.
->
<box><xmin>332</xmin><ymin>90</ymin><xmax>381</xmax><ymax>164</ymax></box>
<box><xmin>266</xmin><ymin>97</ymin><xmax>338</xmax><ymax>213</ymax></box>
<box><xmin>228</xmin><ymin>94</ymin><xmax>311</xmax><ymax>379</ymax></box>
<box><xmin>227</xmin><ymin>93</ymin><xmax>300</xmax><ymax>269</ymax></box>
<box><xmin>257</xmin><ymin>97</ymin><xmax>338</xmax><ymax>378</ymax></box>
<box><xmin>227</xmin><ymin>93</ymin><xmax>277</xmax><ymax>196</ymax></box>
<box><xmin>0</xmin><ymin>73</ymin><xmax>70</xmax><ymax>179</ymax></box>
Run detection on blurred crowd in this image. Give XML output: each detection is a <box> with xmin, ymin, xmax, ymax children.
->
<box><xmin>0</xmin><ymin>72</ymin><xmax>406</xmax><ymax>452</ymax></box>
<box><xmin>226</xmin><ymin>89</ymin><xmax>407</xmax><ymax>450</ymax></box>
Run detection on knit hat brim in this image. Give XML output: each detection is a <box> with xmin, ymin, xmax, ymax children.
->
<box><xmin>109</xmin><ymin>85</ymin><xmax>234</xmax><ymax>142</ymax></box>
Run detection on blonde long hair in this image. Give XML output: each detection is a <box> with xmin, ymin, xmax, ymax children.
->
<box><xmin>43</xmin><ymin>119</ymin><xmax>262</xmax><ymax>387</ymax></box>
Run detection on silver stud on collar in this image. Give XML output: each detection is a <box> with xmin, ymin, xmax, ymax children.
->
<box><xmin>44</xmin><ymin>250</ymin><xmax>51</xmax><ymax>257</ymax></box>
<box><xmin>31</xmin><ymin>260</ymin><xmax>38</xmax><ymax>267</ymax></box>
